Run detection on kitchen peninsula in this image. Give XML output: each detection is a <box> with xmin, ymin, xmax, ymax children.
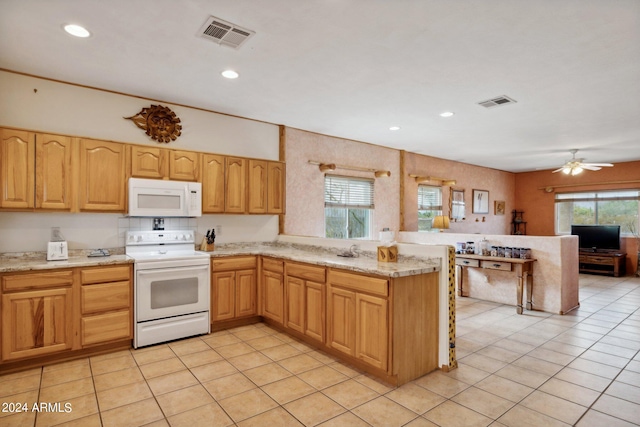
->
<box><xmin>0</xmin><ymin>243</ymin><xmax>442</xmax><ymax>386</ymax></box>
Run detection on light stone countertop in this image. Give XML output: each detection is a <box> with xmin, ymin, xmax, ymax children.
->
<box><xmin>0</xmin><ymin>243</ymin><xmax>440</xmax><ymax>278</ymax></box>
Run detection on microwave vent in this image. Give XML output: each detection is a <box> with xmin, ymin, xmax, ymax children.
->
<box><xmin>198</xmin><ymin>16</ymin><xmax>255</xmax><ymax>49</ymax></box>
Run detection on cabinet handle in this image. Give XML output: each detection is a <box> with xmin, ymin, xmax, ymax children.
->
<box><xmin>492</xmin><ymin>264</ymin><xmax>501</xmax><ymax>268</ymax></box>
<box><xmin>463</xmin><ymin>261</ymin><xmax>470</xmax><ymax>265</ymax></box>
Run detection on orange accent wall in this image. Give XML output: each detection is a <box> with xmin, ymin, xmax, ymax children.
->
<box><xmin>514</xmin><ymin>160</ymin><xmax>640</xmax><ymax>274</ymax></box>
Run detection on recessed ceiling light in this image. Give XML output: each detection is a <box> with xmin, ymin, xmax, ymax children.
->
<box><xmin>63</xmin><ymin>24</ymin><xmax>91</xmax><ymax>38</ymax></box>
<box><xmin>389</xmin><ymin>126</ymin><xmax>401</xmax><ymax>131</ymax></box>
<box><xmin>440</xmin><ymin>111</ymin><xmax>455</xmax><ymax>118</ymax></box>
<box><xmin>221</xmin><ymin>70</ymin><xmax>239</xmax><ymax>79</ymax></box>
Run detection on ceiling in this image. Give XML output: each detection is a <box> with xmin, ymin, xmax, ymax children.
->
<box><xmin>1</xmin><ymin>0</ymin><xmax>639</xmax><ymax>173</ymax></box>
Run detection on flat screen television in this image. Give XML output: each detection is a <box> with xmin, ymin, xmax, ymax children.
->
<box><xmin>571</xmin><ymin>225</ymin><xmax>621</xmax><ymax>252</ymax></box>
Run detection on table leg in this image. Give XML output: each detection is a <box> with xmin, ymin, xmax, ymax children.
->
<box><xmin>515</xmin><ymin>264</ymin><xmax>524</xmax><ymax>314</ymax></box>
<box><xmin>525</xmin><ymin>268</ymin><xmax>533</xmax><ymax>310</ymax></box>
<box><xmin>456</xmin><ymin>265</ymin><xmax>465</xmax><ymax>297</ymax></box>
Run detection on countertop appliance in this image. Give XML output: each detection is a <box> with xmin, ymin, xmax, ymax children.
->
<box><xmin>126</xmin><ymin>230</ymin><xmax>210</xmax><ymax>348</ymax></box>
<box><xmin>128</xmin><ymin>177</ymin><xmax>202</xmax><ymax>217</ymax></box>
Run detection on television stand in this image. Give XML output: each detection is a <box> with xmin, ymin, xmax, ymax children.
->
<box><xmin>578</xmin><ymin>251</ymin><xmax>626</xmax><ymax>277</ymax></box>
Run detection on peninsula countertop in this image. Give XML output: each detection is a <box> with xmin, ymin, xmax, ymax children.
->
<box><xmin>0</xmin><ymin>243</ymin><xmax>441</xmax><ymax>278</ymax></box>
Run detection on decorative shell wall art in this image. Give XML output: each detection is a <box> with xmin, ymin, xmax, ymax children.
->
<box><xmin>125</xmin><ymin>104</ymin><xmax>182</xmax><ymax>143</ymax></box>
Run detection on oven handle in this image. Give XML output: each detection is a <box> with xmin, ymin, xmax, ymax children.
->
<box><xmin>137</xmin><ymin>264</ymin><xmax>209</xmax><ymax>277</ymax></box>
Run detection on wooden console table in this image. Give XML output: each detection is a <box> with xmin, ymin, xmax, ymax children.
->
<box><xmin>455</xmin><ymin>254</ymin><xmax>537</xmax><ymax>314</ymax></box>
<box><xmin>578</xmin><ymin>251</ymin><xmax>626</xmax><ymax>277</ymax></box>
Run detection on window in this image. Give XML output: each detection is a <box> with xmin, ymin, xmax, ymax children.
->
<box><xmin>324</xmin><ymin>175</ymin><xmax>374</xmax><ymax>239</ymax></box>
<box><xmin>555</xmin><ymin>190</ymin><xmax>640</xmax><ymax>234</ymax></box>
<box><xmin>418</xmin><ymin>185</ymin><xmax>443</xmax><ymax>231</ymax></box>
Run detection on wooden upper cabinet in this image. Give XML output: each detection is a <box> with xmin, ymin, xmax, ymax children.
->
<box><xmin>36</xmin><ymin>134</ymin><xmax>73</xmax><ymax>210</ymax></box>
<box><xmin>267</xmin><ymin>162</ymin><xmax>285</xmax><ymax>214</ymax></box>
<box><xmin>169</xmin><ymin>150</ymin><xmax>200</xmax><ymax>181</ymax></box>
<box><xmin>248</xmin><ymin>159</ymin><xmax>267</xmax><ymax>214</ymax></box>
<box><xmin>130</xmin><ymin>145</ymin><xmax>168</xmax><ymax>179</ymax></box>
<box><xmin>78</xmin><ymin>139</ymin><xmax>127</xmax><ymax>212</ymax></box>
<box><xmin>202</xmin><ymin>154</ymin><xmax>225</xmax><ymax>213</ymax></box>
<box><xmin>0</xmin><ymin>128</ymin><xmax>34</xmax><ymax>209</ymax></box>
<box><xmin>225</xmin><ymin>157</ymin><xmax>246</xmax><ymax>213</ymax></box>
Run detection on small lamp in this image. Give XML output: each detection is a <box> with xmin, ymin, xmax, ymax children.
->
<box><xmin>432</xmin><ymin>215</ymin><xmax>450</xmax><ymax>232</ymax></box>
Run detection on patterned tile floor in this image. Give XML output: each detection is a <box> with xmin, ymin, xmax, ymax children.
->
<box><xmin>1</xmin><ymin>274</ymin><xmax>639</xmax><ymax>426</ymax></box>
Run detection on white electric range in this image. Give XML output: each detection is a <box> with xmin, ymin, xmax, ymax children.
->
<box><xmin>126</xmin><ymin>230</ymin><xmax>211</xmax><ymax>348</ymax></box>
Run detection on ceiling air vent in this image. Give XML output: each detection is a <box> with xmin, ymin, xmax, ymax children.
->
<box><xmin>478</xmin><ymin>95</ymin><xmax>517</xmax><ymax>108</ymax></box>
<box><xmin>198</xmin><ymin>16</ymin><xmax>255</xmax><ymax>49</ymax></box>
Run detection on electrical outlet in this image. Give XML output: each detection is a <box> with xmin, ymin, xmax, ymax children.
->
<box><xmin>216</xmin><ymin>225</ymin><xmax>221</xmax><ymax>236</ymax></box>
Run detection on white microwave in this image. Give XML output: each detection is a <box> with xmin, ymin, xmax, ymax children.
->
<box><xmin>128</xmin><ymin>178</ymin><xmax>202</xmax><ymax>217</ymax></box>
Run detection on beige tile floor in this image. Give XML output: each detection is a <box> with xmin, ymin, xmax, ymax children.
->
<box><xmin>1</xmin><ymin>273</ymin><xmax>639</xmax><ymax>426</ymax></box>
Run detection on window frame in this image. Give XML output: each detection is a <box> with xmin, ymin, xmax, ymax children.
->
<box><xmin>324</xmin><ymin>175</ymin><xmax>374</xmax><ymax>239</ymax></box>
<box><xmin>418</xmin><ymin>185</ymin><xmax>443</xmax><ymax>232</ymax></box>
<box><xmin>554</xmin><ymin>189</ymin><xmax>640</xmax><ymax>235</ymax></box>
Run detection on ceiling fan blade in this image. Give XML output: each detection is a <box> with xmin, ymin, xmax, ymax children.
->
<box><xmin>583</xmin><ymin>162</ymin><xmax>613</xmax><ymax>167</ymax></box>
<box><xmin>552</xmin><ymin>167</ymin><xmax>565</xmax><ymax>173</ymax></box>
<box><xmin>581</xmin><ymin>165</ymin><xmax>601</xmax><ymax>171</ymax></box>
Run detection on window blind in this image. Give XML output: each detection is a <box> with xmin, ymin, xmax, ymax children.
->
<box><xmin>418</xmin><ymin>185</ymin><xmax>442</xmax><ymax>210</ymax></box>
<box><xmin>324</xmin><ymin>176</ymin><xmax>374</xmax><ymax>208</ymax></box>
<box><xmin>556</xmin><ymin>190</ymin><xmax>640</xmax><ymax>203</ymax></box>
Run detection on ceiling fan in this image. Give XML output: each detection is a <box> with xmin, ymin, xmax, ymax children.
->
<box><xmin>552</xmin><ymin>149</ymin><xmax>613</xmax><ymax>175</ymax></box>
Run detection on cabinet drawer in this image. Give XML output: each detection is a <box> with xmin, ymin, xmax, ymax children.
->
<box><xmin>2</xmin><ymin>270</ymin><xmax>74</xmax><ymax>292</ymax></box>
<box><xmin>455</xmin><ymin>258</ymin><xmax>480</xmax><ymax>267</ymax></box>
<box><xmin>82</xmin><ymin>281</ymin><xmax>131</xmax><ymax>314</ymax></box>
<box><xmin>579</xmin><ymin>256</ymin><xmax>613</xmax><ymax>265</ymax></box>
<box><xmin>82</xmin><ymin>310</ymin><xmax>131</xmax><ymax>346</ymax></box>
<box><xmin>481</xmin><ymin>260</ymin><xmax>512</xmax><ymax>271</ymax></box>
<box><xmin>81</xmin><ymin>265</ymin><xmax>131</xmax><ymax>284</ymax></box>
<box><xmin>213</xmin><ymin>256</ymin><xmax>256</xmax><ymax>271</ymax></box>
<box><xmin>262</xmin><ymin>257</ymin><xmax>284</xmax><ymax>273</ymax></box>
<box><xmin>328</xmin><ymin>270</ymin><xmax>388</xmax><ymax>297</ymax></box>
<box><xmin>286</xmin><ymin>262</ymin><xmax>326</xmax><ymax>283</ymax></box>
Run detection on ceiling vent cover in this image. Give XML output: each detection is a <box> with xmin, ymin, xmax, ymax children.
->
<box><xmin>478</xmin><ymin>95</ymin><xmax>517</xmax><ymax>108</ymax></box>
<box><xmin>198</xmin><ymin>16</ymin><xmax>255</xmax><ymax>49</ymax></box>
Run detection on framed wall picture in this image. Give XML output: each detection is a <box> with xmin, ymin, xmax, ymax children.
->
<box><xmin>494</xmin><ymin>200</ymin><xmax>506</xmax><ymax>215</ymax></box>
<box><xmin>472</xmin><ymin>189</ymin><xmax>489</xmax><ymax>214</ymax></box>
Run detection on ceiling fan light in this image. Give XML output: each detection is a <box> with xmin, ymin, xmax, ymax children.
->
<box><xmin>562</xmin><ymin>168</ymin><xmax>571</xmax><ymax>175</ymax></box>
<box><xmin>572</xmin><ymin>166</ymin><xmax>583</xmax><ymax>175</ymax></box>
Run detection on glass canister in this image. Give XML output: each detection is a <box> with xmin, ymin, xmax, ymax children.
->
<box><xmin>512</xmin><ymin>247</ymin><xmax>521</xmax><ymax>259</ymax></box>
<box><xmin>521</xmin><ymin>248</ymin><xmax>532</xmax><ymax>259</ymax></box>
<box><xmin>504</xmin><ymin>247</ymin><xmax>512</xmax><ymax>258</ymax></box>
<box><xmin>479</xmin><ymin>239</ymin><xmax>491</xmax><ymax>256</ymax></box>
<box><xmin>497</xmin><ymin>246</ymin><xmax>505</xmax><ymax>257</ymax></box>
<box><xmin>490</xmin><ymin>246</ymin><xmax>498</xmax><ymax>257</ymax></box>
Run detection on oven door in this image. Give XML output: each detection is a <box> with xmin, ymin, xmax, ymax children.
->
<box><xmin>136</xmin><ymin>263</ymin><xmax>210</xmax><ymax>322</ymax></box>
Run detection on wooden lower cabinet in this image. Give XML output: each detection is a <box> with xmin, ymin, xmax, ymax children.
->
<box><xmin>261</xmin><ymin>261</ymin><xmax>284</xmax><ymax>325</ymax></box>
<box><xmin>0</xmin><ymin>264</ymin><xmax>133</xmax><ymax>368</ymax></box>
<box><xmin>284</xmin><ymin>262</ymin><xmax>326</xmax><ymax>344</ymax></box>
<box><xmin>211</xmin><ymin>257</ymin><xmax>257</xmax><ymax>323</ymax></box>
<box><xmin>2</xmin><ymin>286</ymin><xmax>74</xmax><ymax>361</ymax></box>
<box><xmin>355</xmin><ymin>293</ymin><xmax>388</xmax><ymax>370</ymax></box>
<box><xmin>326</xmin><ymin>286</ymin><xmax>356</xmax><ymax>356</ymax></box>
<box><xmin>80</xmin><ymin>265</ymin><xmax>132</xmax><ymax>347</ymax></box>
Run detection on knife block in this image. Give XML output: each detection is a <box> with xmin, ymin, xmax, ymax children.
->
<box><xmin>199</xmin><ymin>238</ymin><xmax>214</xmax><ymax>252</ymax></box>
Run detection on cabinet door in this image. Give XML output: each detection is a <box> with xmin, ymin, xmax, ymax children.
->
<box><xmin>305</xmin><ymin>281</ymin><xmax>325</xmax><ymax>343</ymax></box>
<box><xmin>169</xmin><ymin>150</ymin><xmax>200</xmax><ymax>181</ymax></box>
<box><xmin>248</xmin><ymin>159</ymin><xmax>267</xmax><ymax>214</ymax></box>
<box><xmin>130</xmin><ymin>145</ymin><xmax>168</xmax><ymax>179</ymax></box>
<box><xmin>327</xmin><ymin>287</ymin><xmax>356</xmax><ymax>356</ymax></box>
<box><xmin>82</xmin><ymin>310</ymin><xmax>131</xmax><ymax>347</ymax></box>
<box><xmin>225</xmin><ymin>157</ymin><xmax>246</xmax><ymax>213</ymax></box>
<box><xmin>235</xmin><ymin>269</ymin><xmax>257</xmax><ymax>317</ymax></box>
<box><xmin>262</xmin><ymin>270</ymin><xmax>283</xmax><ymax>324</ymax></box>
<box><xmin>78</xmin><ymin>139</ymin><xmax>127</xmax><ymax>211</ymax></box>
<box><xmin>202</xmin><ymin>154</ymin><xmax>225</xmax><ymax>213</ymax></box>
<box><xmin>356</xmin><ymin>293</ymin><xmax>388</xmax><ymax>370</ymax></box>
<box><xmin>35</xmin><ymin>134</ymin><xmax>73</xmax><ymax>210</ymax></box>
<box><xmin>0</xmin><ymin>128</ymin><xmax>34</xmax><ymax>209</ymax></box>
<box><xmin>212</xmin><ymin>271</ymin><xmax>235</xmax><ymax>321</ymax></box>
<box><xmin>2</xmin><ymin>288</ymin><xmax>73</xmax><ymax>361</ymax></box>
<box><xmin>267</xmin><ymin>162</ymin><xmax>285</xmax><ymax>214</ymax></box>
<box><xmin>285</xmin><ymin>276</ymin><xmax>305</xmax><ymax>334</ymax></box>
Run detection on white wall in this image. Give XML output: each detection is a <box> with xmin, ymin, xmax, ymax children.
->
<box><xmin>0</xmin><ymin>71</ymin><xmax>282</xmax><ymax>252</ymax></box>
